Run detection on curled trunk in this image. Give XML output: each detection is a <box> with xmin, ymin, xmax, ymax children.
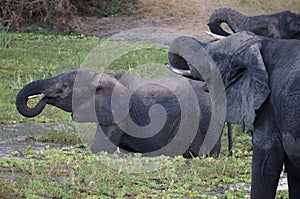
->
<box><xmin>167</xmin><ymin>36</ymin><xmax>206</xmax><ymax>81</ymax></box>
<box><xmin>16</xmin><ymin>79</ymin><xmax>49</xmax><ymax>117</ymax></box>
<box><xmin>208</xmin><ymin>7</ymin><xmax>245</xmax><ymax>36</ymax></box>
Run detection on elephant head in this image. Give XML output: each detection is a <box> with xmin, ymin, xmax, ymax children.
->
<box><xmin>16</xmin><ymin>68</ymin><xmax>129</xmax><ymax>125</ymax></box>
<box><xmin>208</xmin><ymin>7</ymin><xmax>300</xmax><ymax>39</ymax></box>
<box><xmin>16</xmin><ymin>70</ymin><xmax>76</xmax><ymax>117</ymax></box>
<box><xmin>167</xmin><ymin>32</ymin><xmax>270</xmax><ymax>127</ymax></box>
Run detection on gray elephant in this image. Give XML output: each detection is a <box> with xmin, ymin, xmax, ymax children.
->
<box><xmin>16</xmin><ymin>68</ymin><xmax>222</xmax><ymax>158</ymax></box>
<box><xmin>208</xmin><ymin>7</ymin><xmax>300</xmax><ymax>39</ymax></box>
<box><xmin>167</xmin><ymin>32</ymin><xmax>300</xmax><ymax>198</ymax></box>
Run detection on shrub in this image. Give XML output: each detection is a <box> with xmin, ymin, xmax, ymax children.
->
<box><xmin>0</xmin><ymin>0</ymin><xmax>137</xmax><ymax>32</ymax></box>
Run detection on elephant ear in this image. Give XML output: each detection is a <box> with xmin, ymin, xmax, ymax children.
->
<box><xmin>94</xmin><ymin>73</ymin><xmax>130</xmax><ymax>126</ymax></box>
<box><xmin>72</xmin><ymin>69</ymin><xmax>129</xmax><ymax>125</ymax></box>
<box><xmin>225</xmin><ymin>43</ymin><xmax>270</xmax><ymax>127</ymax></box>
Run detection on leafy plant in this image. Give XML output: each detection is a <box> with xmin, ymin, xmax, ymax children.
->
<box><xmin>0</xmin><ymin>30</ymin><xmax>13</xmax><ymax>48</ymax></box>
<box><xmin>73</xmin><ymin>0</ymin><xmax>137</xmax><ymax>17</ymax></box>
<box><xmin>0</xmin><ymin>134</ymin><xmax>288</xmax><ymax>198</ymax></box>
<box><xmin>37</xmin><ymin>131</ymin><xmax>82</xmax><ymax>146</ymax></box>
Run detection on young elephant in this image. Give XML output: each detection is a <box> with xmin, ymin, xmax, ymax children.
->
<box><xmin>16</xmin><ymin>68</ymin><xmax>222</xmax><ymax>158</ymax></box>
<box><xmin>167</xmin><ymin>32</ymin><xmax>300</xmax><ymax>198</ymax></box>
<box><xmin>208</xmin><ymin>7</ymin><xmax>300</xmax><ymax>39</ymax></box>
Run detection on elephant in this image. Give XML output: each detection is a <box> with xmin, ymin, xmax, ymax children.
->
<box><xmin>16</xmin><ymin>68</ymin><xmax>223</xmax><ymax>158</ymax></box>
<box><xmin>208</xmin><ymin>7</ymin><xmax>300</xmax><ymax>39</ymax></box>
<box><xmin>166</xmin><ymin>31</ymin><xmax>300</xmax><ymax>198</ymax></box>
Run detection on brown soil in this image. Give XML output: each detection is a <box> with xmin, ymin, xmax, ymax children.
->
<box><xmin>77</xmin><ymin>0</ymin><xmax>226</xmax><ymax>43</ymax></box>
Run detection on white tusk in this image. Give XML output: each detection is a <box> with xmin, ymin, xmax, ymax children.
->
<box><xmin>166</xmin><ymin>63</ymin><xmax>193</xmax><ymax>77</ymax></box>
<box><xmin>28</xmin><ymin>93</ymin><xmax>45</xmax><ymax>99</ymax></box>
<box><xmin>205</xmin><ymin>31</ymin><xmax>227</xmax><ymax>40</ymax></box>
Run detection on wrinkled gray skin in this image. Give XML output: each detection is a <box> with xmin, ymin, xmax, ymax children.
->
<box><xmin>167</xmin><ymin>32</ymin><xmax>300</xmax><ymax>198</ymax></box>
<box><xmin>208</xmin><ymin>7</ymin><xmax>300</xmax><ymax>39</ymax></box>
<box><xmin>16</xmin><ymin>68</ymin><xmax>221</xmax><ymax>158</ymax></box>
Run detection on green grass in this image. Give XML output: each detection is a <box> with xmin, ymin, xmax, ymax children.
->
<box><xmin>0</xmin><ymin>32</ymin><xmax>288</xmax><ymax>198</ymax></box>
<box><xmin>0</xmin><ymin>32</ymin><xmax>100</xmax><ymax>124</ymax></box>
<box><xmin>37</xmin><ymin>131</ymin><xmax>82</xmax><ymax>146</ymax></box>
<box><xmin>0</xmin><ymin>132</ymin><xmax>254</xmax><ymax>199</ymax></box>
<box><xmin>0</xmin><ymin>30</ymin><xmax>13</xmax><ymax>48</ymax></box>
<box><xmin>1</xmin><ymin>130</ymin><xmax>288</xmax><ymax>198</ymax></box>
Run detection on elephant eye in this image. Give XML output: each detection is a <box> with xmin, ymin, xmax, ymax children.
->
<box><xmin>227</xmin><ymin>67</ymin><xmax>246</xmax><ymax>86</ymax></box>
<box><xmin>57</xmin><ymin>88</ymin><xmax>64</xmax><ymax>93</ymax></box>
<box><xmin>62</xmin><ymin>83</ymin><xmax>68</xmax><ymax>89</ymax></box>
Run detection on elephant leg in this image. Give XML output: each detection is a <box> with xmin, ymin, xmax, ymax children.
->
<box><xmin>281</xmin><ymin>106</ymin><xmax>300</xmax><ymax>198</ymax></box>
<box><xmin>251</xmin><ymin>144</ymin><xmax>284</xmax><ymax>198</ymax></box>
<box><xmin>283</xmin><ymin>139</ymin><xmax>300</xmax><ymax>199</ymax></box>
<box><xmin>287</xmin><ymin>171</ymin><xmax>300</xmax><ymax>199</ymax></box>
<box><xmin>89</xmin><ymin>125</ymin><xmax>118</xmax><ymax>153</ymax></box>
<box><xmin>227</xmin><ymin>123</ymin><xmax>233</xmax><ymax>157</ymax></box>
<box><xmin>250</xmin><ymin>103</ymin><xmax>286</xmax><ymax>198</ymax></box>
<box><xmin>251</xmin><ymin>126</ymin><xmax>285</xmax><ymax>199</ymax></box>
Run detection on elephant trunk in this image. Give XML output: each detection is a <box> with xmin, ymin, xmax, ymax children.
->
<box><xmin>167</xmin><ymin>36</ymin><xmax>206</xmax><ymax>81</ymax></box>
<box><xmin>208</xmin><ymin>7</ymin><xmax>245</xmax><ymax>36</ymax></box>
<box><xmin>16</xmin><ymin>79</ymin><xmax>50</xmax><ymax>117</ymax></box>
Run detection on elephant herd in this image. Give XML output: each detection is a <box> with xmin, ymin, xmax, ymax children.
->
<box><xmin>16</xmin><ymin>8</ymin><xmax>300</xmax><ymax>199</ymax></box>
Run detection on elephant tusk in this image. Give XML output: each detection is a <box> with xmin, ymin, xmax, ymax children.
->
<box><xmin>205</xmin><ymin>31</ymin><xmax>227</xmax><ymax>40</ymax></box>
<box><xmin>165</xmin><ymin>63</ymin><xmax>193</xmax><ymax>77</ymax></box>
<box><xmin>28</xmin><ymin>93</ymin><xmax>45</xmax><ymax>99</ymax></box>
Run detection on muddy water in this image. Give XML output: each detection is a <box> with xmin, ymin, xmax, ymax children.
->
<box><xmin>0</xmin><ymin>122</ymin><xmax>74</xmax><ymax>158</ymax></box>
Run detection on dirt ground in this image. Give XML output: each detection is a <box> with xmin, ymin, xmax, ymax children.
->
<box><xmin>77</xmin><ymin>0</ymin><xmax>226</xmax><ymax>43</ymax></box>
<box><xmin>75</xmin><ymin>0</ymin><xmax>300</xmax><ymax>43</ymax></box>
